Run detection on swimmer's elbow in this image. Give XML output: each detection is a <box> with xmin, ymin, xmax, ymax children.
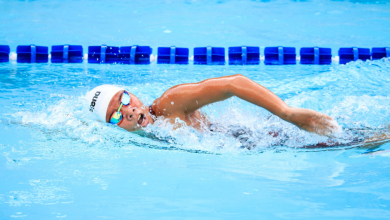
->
<box><xmin>232</xmin><ymin>73</ymin><xmax>244</xmax><ymax>77</ymax></box>
<box><xmin>230</xmin><ymin>74</ymin><xmax>244</xmax><ymax>83</ymax></box>
<box><xmin>227</xmin><ymin>74</ymin><xmax>246</xmax><ymax>95</ymax></box>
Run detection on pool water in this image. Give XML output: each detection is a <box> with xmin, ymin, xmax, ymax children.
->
<box><xmin>1</xmin><ymin>0</ymin><xmax>390</xmax><ymax>219</ymax></box>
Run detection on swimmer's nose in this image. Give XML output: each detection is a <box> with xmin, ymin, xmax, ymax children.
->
<box><xmin>121</xmin><ymin>106</ymin><xmax>140</xmax><ymax>121</ymax></box>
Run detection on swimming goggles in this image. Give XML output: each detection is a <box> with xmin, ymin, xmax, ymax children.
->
<box><xmin>109</xmin><ymin>91</ymin><xmax>131</xmax><ymax>125</ymax></box>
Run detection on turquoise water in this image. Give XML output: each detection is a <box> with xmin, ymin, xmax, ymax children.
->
<box><xmin>1</xmin><ymin>0</ymin><xmax>390</xmax><ymax>219</ymax></box>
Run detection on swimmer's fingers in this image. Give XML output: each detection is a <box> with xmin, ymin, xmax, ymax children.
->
<box><xmin>317</xmin><ymin>116</ymin><xmax>341</xmax><ymax>137</ymax></box>
<box><xmin>305</xmin><ymin>112</ymin><xmax>339</xmax><ymax>137</ymax></box>
<box><xmin>286</xmin><ymin>108</ymin><xmax>340</xmax><ymax>137</ymax></box>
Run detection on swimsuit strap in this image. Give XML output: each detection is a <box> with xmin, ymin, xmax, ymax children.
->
<box><xmin>149</xmin><ymin>105</ymin><xmax>156</xmax><ymax>116</ymax></box>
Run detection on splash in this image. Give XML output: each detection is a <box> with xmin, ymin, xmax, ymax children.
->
<box><xmin>8</xmin><ymin>95</ymin><xmax>389</xmax><ymax>155</ymax></box>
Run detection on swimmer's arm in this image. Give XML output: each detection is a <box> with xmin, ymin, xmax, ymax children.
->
<box><xmin>156</xmin><ymin>74</ymin><xmax>336</xmax><ymax>136</ymax></box>
<box><xmin>156</xmin><ymin>74</ymin><xmax>289</xmax><ymax>118</ymax></box>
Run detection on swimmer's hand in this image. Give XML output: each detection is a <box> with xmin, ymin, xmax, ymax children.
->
<box><xmin>284</xmin><ymin>108</ymin><xmax>340</xmax><ymax>137</ymax></box>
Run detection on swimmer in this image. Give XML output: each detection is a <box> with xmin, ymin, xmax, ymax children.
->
<box><xmin>86</xmin><ymin>74</ymin><xmax>339</xmax><ymax>136</ymax></box>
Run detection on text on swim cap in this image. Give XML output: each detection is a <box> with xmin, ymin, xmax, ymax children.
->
<box><xmin>89</xmin><ymin>91</ymin><xmax>101</xmax><ymax>112</ymax></box>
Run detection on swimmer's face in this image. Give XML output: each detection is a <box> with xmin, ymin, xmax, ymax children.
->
<box><xmin>105</xmin><ymin>90</ymin><xmax>153</xmax><ymax>132</ymax></box>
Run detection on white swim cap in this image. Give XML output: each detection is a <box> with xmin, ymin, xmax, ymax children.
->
<box><xmin>86</xmin><ymin>85</ymin><xmax>124</xmax><ymax>122</ymax></box>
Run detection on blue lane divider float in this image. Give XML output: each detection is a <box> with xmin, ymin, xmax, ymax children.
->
<box><xmin>372</xmin><ymin>47</ymin><xmax>390</xmax><ymax>60</ymax></box>
<box><xmin>16</xmin><ymin>45</ymin><xmax>48</xmax><ymax>63</ymax></box>
<box><xmin>0</xmin><ymin>45</ymin><xmax>10</xmax><ymax>62</ymax></box>
<box><xmin>88</xmin><ymin>45</ymin><xmax>120</xmax><ymax>64</ymax></box>
<box><xmin>2</xmin><ymin>45</ymin><xmax>390</xmax><ymax>65</ymax></box>
<box><xmin>338</xmin><ymin>47</ymin><xmax>371</xmax><ymax>64</ymax></box>
<box><xmin>51</xmin><ymin>45</ymin><xmax>83</xmax><ymax>63</ymax></box>
<box><xmin>194</xmin><ymin>47</ymin><xmax>225</xmax><ymax>65</ymax></box>
<box><xmin>157</xmin><ymin>46</ymin><xmax>189</xmax><ymax>64</ymax></box>
<box><xmin>264</xmin><ymin>47</ymin><xmax>296</xmax><ymax>65</ymax></box>
<box><xmin>119</xmin><ymin>45</ymin><xmax>152</xmax><ymax>64</ymax></box>
<box><xmin>300</xmin><ymin>47</ymin><xmax>332</xmax><ymax>65</ymax></box>
<box><xmin>228</xmin><ymin>46</ymin><xmax>260</xmax><ymax>65</ymax></box>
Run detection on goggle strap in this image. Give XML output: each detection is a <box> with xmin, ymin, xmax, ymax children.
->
<box><xmin>117</xmin><ymin>103</ymin><xmax>123</xmax><ymax>112</ymax></box>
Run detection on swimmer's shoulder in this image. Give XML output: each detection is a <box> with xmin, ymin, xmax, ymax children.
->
<box><xmin>151</xmin><ymin>96</ymin><xmax>183</xmax><ymax>117</ymax></box>
<box><xmin>151</xmin><ymin>86</ymin><xmax>192</xmax><ymax>116</ymax></box>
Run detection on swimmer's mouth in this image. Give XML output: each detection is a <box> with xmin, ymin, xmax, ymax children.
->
<box><xmin>137</xmin><ymin>113</ymin><xmax>144</xmax><ymax>125</ymax></box>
